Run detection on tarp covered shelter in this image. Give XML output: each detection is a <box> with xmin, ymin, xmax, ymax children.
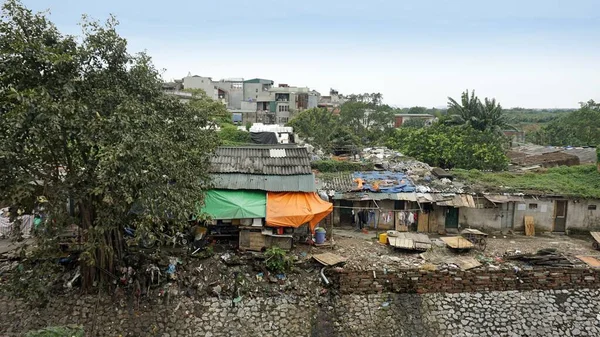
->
<box><xmin>199</xmin><ymin>190</ymin><xmax>266</xmax><ymax>219</ymax></box>
<box><xmin>250</xmin><ymin>132</ymin><xmax>278</xmax><ymax>145</ymax></box>
<box><xmin>266</xmin><ymin>192</ymin><xmax>333</xmax><ymax>231</ymax></box>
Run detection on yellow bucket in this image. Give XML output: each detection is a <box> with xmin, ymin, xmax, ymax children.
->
<box><xmin>379</xmin><ymin>233</ymin><xmax>388</xmax><ymax>244</ymax></box>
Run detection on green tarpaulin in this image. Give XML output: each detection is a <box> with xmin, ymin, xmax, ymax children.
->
<box><xmin>199</xmin><ymin>190</ymin><xmax>266</xmax><ymax>219</ymax></box>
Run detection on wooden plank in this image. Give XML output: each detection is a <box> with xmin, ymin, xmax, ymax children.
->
<box><xmin>313</xmin><ymin>252</ymin><xmax>347</xmax><ymax>266</ymax></box>
<box><xmin>576</xmin><ymin>255</ymin><xmax>600</xmax><ymax>268</ymax></box>
<box><xmin>524</xmin><ymin>216</ymin><xmax>535</xmax><ymax>236</ymax></box>
<box><xmin>417</xmin><ymin>212</ymin><xmax>429</xmax><ymax>233</ymax></box>
<box><xmin>440</xmin><ymin>236</ymin><xmax>474</xmax><ymax>249</ymax></box>
<box><xmin>590</xmin><ymin>232</ymin><xmax>600</xmax><ymax>243</ymax></box>
<box><xmin>239</xmin><ymin>230</ymin><xmax>265</xmax><ymax>251</ymax></box>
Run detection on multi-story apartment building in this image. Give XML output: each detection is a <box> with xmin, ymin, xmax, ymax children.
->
<box><xmin>175</xmin><ymin>75</ymin><xmax>319</xmax><ymax>125</ymax></box>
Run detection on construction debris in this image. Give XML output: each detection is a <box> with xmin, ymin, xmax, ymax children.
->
<box><xmin>504</xmin><ymin>248</ymin><xmax>573</xmax><ymax>267</ymax></box>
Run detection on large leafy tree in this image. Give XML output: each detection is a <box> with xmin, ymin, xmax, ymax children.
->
<box><xmin>447</xmin><ymin>90</ymin><xmax>508</xmax><ymax>133</ymax></box>
<box><xmin>539</xmin><ymin>100</ymin><xmax>600</xmax><ymax>146</ymax></box>
<box><xmin>0</xmin><ymin>1</ymin><xmax>219</xmax><ymax>289</ymax></box>
<box><xmin>386</xmin><ymin>124</ymin><xmax>508</xmax><ymax>171</ymax></box>
<box><xmin>287</xmin><ymin>107</ymin><xmax>338</xmax><ymax>150</ymax></box>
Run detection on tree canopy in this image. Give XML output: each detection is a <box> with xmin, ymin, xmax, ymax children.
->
<box><xmin>447</xmin><ymin>90</ymin><xmax>508</xmax><ymax>133</ymax></box>
<box><xmin>0</xmin><ymin>0</ymin><xmax>219</xmax><ymax>289</ymax></box>
<box><xmin>288</xmin><ymin>93</ymin><xmax>394</xmax><ymax>151</ymax></box>
<box><xmin>386</xmin><ymin>123</ymin><xmax>508</xmax><ymax>171</ymax></box>
<box><xmin>534</xmin><ymin>100</ymin><xmax>600</xmax><ymax>146</ymax></box>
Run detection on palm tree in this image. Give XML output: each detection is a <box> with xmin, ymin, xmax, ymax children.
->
<box><xmin>447</xmin><ymin>90</ymin><xmax>508</xmax><ymax>133</ymax></box>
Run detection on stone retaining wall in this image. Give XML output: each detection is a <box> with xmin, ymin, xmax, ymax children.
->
<box><xmin>335</xmin><ymin>267</ymin><xmax>600</xmax><ymax>294</ymax></box>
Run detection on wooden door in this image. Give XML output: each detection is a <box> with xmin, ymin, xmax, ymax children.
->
<box><xmin>554</xmin><ymin>200</ymin><xmax>568</xmax><ymax>232</ymax></box>
<box><xmin>445</xmin><ymin>207</ymin><xmax>459</xmax><ymax>228</ymax></box>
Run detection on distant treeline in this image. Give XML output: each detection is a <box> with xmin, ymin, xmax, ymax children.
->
<box><xmin>395</xmin><ymin>106</ymin><xmax>575</xmax><ymax>125</ymax></box>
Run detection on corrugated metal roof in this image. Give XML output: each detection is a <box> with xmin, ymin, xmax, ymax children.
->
<box><xmin>332</xmin><ymin>192</ymin><xmax>418</xmax><ymax>201</ymax></box>
<box><xmin>210</xmin><ymin>146</ymin><xmax>312</xmax><ymax>175</ymax></box>
<box><xmin>317</xmin><ymin>171</ymin><xmax>415</xmax><ymax>193</ymax></box>
<box><xmin>210</xmin><ymin>173</ymin><xmax>316</xmax><ymax>192</ymax></box>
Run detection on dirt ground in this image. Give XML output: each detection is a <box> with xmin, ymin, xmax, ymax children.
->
<box><xmin>319</xmin><ymin>226</ymin><xmax>600</xmax><ymax>271</ymax></box>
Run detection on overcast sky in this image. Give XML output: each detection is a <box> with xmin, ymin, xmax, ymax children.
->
<box><xmin>21</xmin><ymin>0</ymin><xmax>600</xmax><ymax>108</ymax></box>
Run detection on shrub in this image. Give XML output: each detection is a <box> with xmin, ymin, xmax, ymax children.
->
<box><xmin>264</xmin><ymin>247</ymin><xmax>293</xmax><ymax>274</ymax></box>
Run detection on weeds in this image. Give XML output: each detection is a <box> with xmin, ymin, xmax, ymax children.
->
<box><xmin>264</xmin><ymin>247</ymin><xmax>293</xmax><ymax>274</ymax></box>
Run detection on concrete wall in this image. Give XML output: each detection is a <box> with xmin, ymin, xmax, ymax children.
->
<box><xmin>182</xmin><ymin>76</ymin><xmax>217</xmax><ymax>100</ymax></box>
<box><xmin>243</xmin><ymin>82</ymin><xmax>261</xmax><ymax>102</ymax></box>
<box><xmin>568</xmin><ymin>199</ymin><xmax>600</xmax><ymax>230</ymax></box>
<box><xmin>460</xmin><ymin>207</ymin><xmax>503</xmax><ymax>231</ymax></box>
<box><xmin>214</xmin><ymin>81</ymin><xmax>243</xmax><ymax>109</ymax></box>
<box><xmin>308</xmin><ymin>93</ymin><xmax>319</xmax><ymax>109</ymax></box>
<box><xmin>513</xmin><ymin>198</ymin><xmax>555</xmax><ymax>231</ymax></box>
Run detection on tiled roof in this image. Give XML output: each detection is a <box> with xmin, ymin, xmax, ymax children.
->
<box><xmin>210</xmin><ymin>146</ymin><xmax>312</xmax><ymax>175</ymax></box>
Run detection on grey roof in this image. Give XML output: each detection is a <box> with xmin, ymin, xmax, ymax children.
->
<box><xmin>210</xmin><ymin>146</ymin><xmax>312</xmax><ymax>175</ymax></box>
<box><xmin>210</xmin><ymin>173</ymin><xmax>316</xmax><ymax>192</ymax></box>
<box><xmin>316</xmin><ymin>173</ymin><xmax>355</xmax><ymax>192</ymax></box>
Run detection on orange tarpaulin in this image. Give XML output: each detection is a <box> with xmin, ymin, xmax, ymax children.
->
<box><xmin>266</xmin><ymin>192</ymin><xmax>333</xmax><ymax>232</ymax></box>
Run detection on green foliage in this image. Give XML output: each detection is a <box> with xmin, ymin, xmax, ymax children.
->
<box><xmin>535</xmin><ymin>100</ymin><xmax>600</xmax><ymax>146</ymax></box>
<box><xmin>453</xmin><ymin>165</ymin><xmax>600</xmax><ymax>198</ymax></box>
<box><xmin>311</xmin><ymin>160</ymin><xmax>374</xmax><ymax>173</ymax></box>
<box><xmin>402</xmin><ymin>118</ymin><xmax>427</xmax><ymax>128</ymax></box>
<box><xmin>25</xmin><ymin>325</ymin><xmax>84</xmax><ymax>337</ymax></box>
<box><xmin>503</xmin><ymin>108</ymin><xmax>572</xmax><ymax>125</ymax></box>
<box><xmin>288</xmin><ymin>93</ymin><xmax>395</xmax><ymax>151</ymax></box>
<box><xmin>264</xmin><ymin>247</ymin><xmax>293</xmax><ymax>274</ymax></box>
<box><xmin>597</xmin><ymin>146</ymin><xmax>600</xmax><ymax>164</ymax></box>
<box><xmin>447</xmin><ymin>90</ymin><xmax>508</xmax><ymax>133</ymax></box>
<box><xmin>386</xmin><ymin>124</ymin><xmax>508</xmax><ymax>171</ymax></box>
<box><xmin>287</xmin><ymin>107</ymin><xmax>359</xmax><ymax>152</ymax></box>
<box><xmin>0</xmin><ymin>1</ymin><xmax>219</xmax><ymax>289</ymax></box>
<box><xmin>218</xmin><ymin>124</ymin><xmax>251</xmax><ymax>145</ymax></box>
<box><xmin>185</xmin><ymin>89</ymin><xmax>232</xmax><ymax>125</ymax></box>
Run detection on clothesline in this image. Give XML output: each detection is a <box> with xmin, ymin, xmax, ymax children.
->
<box><xmin>332</xmin><ymin>206</ymin><xmax>422</xmax><ymax>211</ymax></box>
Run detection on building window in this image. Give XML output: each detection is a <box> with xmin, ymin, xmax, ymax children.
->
<box><xmin>256</xmin><ymin>89</ymin><xmax>259</xmax><ymax>93</ymax></box>
<box><xmin>279</xmin><ymin>117</ymin><xmax>288</xmax><ymax>124</ymax></box>
<box><xmin>529</xmin><ymin>203</ymin><xmax>538</xmax><ymax>210</ymax></box>
<box><xmin>278</xmin><ymin>105</ymin><xmax>289</xmax><ymax>112</ymax></box>
<box><xmin>232</xmin><ymin>83</ymin><xmax>242</xmax><ymax>89</ymax></box>
<box><xmin>589</xmin><ymin>205</ymin><xmax>597</xmax><ymax>211</ymax></box>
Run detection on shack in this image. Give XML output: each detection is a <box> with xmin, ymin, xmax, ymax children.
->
<box><xmin>200</xmin><ymin>145</ymin><xmax>332</xmax><ymax>250</ymax></box>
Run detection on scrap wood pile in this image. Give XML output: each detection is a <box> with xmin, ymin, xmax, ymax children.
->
<box><xmin>503</xmin><ymin>248</ymin><xmax>573</xmax><ymax>267</ymax></box>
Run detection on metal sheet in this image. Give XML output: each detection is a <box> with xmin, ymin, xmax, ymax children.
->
<box><xmin>437</xmin><ymin>195</ymin><xmax>476</xmax><ymax>208</ymax></box>
<box><xmin>210</xmin><ymin>173</ymin><xmax>316</xmax><ymax>192</ymax></box>
<box><xmin>333</xmin><ymin>192</ymin><xmax>417</xmax><ymax>201</ymax></box>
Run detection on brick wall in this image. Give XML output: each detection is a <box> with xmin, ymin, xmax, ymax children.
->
<box><xmin>334</xmin><ymin>268</ymin><xmax>600</xmax><ymax>294</ymax></box>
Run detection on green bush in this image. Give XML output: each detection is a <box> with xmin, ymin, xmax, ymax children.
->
<box><xmin>218</xmin><ymin>124</ymin><xmax>252</xmax><ymax>145</ymax></box>
<box><xmin>311</xmin><ymin>160</ymin><xmax>374</xmax><ymax>173</ymax></box>
<box><xmin>386</xmin><ymin>124</ymin><xmax>509</xmax><ymax>171</ymax></box>
<box><xmin>25</xmin><ymin>325</ymin><xmax>84</xmax><ymax>337</ymax></box>
<box><xmin>264</xmin><ymin>247</ymin><xmax>293</xmax><ymax>274</ymax></box>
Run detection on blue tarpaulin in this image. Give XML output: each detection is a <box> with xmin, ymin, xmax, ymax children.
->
<box><xmin>352</xmin><ymin>171</ymin><xmax>415</xmax><ymax>193</ymax></box>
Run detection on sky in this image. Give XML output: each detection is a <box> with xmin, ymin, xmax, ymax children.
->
<box><xmin>19</xmin><ymin>0</ymin><xmax>600</xmax><ymax>108</ymax></box>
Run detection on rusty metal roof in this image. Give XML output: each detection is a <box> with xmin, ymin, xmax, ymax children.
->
<box><xmin>210</xmin><ymin>146</ymin><xmax>312</xmax><ymax>175</ymax></box>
